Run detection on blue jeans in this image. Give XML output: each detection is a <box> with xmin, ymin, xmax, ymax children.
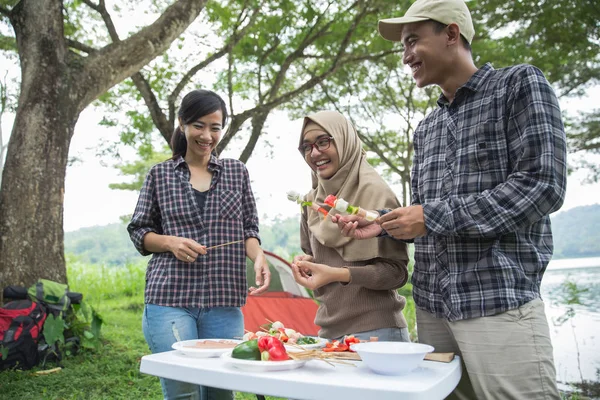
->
<box><xmin>142</xmin><ymin>304</ymin><xmax>244</xmax><ymax>400</ymax></box>
<box><xmin>334</xmin><ymin>327</ymin><xmax>411</xmax><ymax>342</ymax></box>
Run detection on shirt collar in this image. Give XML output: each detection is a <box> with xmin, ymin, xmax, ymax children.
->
<box><xmin>436</xmin><ymin>63</ymin><xmax>495</xmax><ymax>107</ymax></box>
<box><xmin>173</xmin><ymin>154</ymin><xmax>223</xmax><ymax>172</ymax></box>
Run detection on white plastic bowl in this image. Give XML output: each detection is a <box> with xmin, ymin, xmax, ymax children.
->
<box><xmin>350</xmin><ymin>341</ymin><xmax>435</xmax><ymax>376</ymax></box>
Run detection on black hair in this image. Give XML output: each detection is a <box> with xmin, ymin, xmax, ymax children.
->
<box><xmin>430</xmin><ymin>20</ymin><xmax>472</xmax><ymax>52</ymax></box>
<box><xmin>171</xmin><ymin>89</ymin><xmax>229</xmax><ymax>160</ymax></box>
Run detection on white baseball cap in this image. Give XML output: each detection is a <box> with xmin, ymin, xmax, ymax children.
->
<box><xmin>378</xmin><ymin>0</ymin><xmax>475</xmax><ymax>44</ymax></box>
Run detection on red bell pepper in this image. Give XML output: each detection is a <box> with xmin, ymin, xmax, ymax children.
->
<box><xmin>258</xmin><ymin>336</ymin><xmax>289</xmax><ymax>361</ymax></box>
<box><xmin>343</xmin><ymin>335</ymin><xmax>360</xmax><ymax>351</ymax></box>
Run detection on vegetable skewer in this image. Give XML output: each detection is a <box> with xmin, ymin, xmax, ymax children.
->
<box><xmin>324</xmin><ymin>195</ymin><xmax>379</xmax><ymax>221</ymax></box>
<box><xmin>286</xmin><ymin>190</ymin><xmax>329</xmax><ymax>217</ymax></box>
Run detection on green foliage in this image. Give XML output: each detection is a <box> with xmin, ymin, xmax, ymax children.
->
<box><xmin>471</xmin><ymin>0</ymin><xmax>599</xmax><ymax>96</ymax></box>
<box><xmin>566</xmin><ymin>109</ymin><xmax>600</xmax><ymax>182</ymax></box>
<box><xmin>258</xmin><ymin>216</ymin><xmax>303</xmax><ymax>259</ymax></box>
<box><xmin>109</xmin><ymin>148</ymin><xmax>171</xmax><ymax>192</ymax></box>
<box><xmin>64</xmin><ymin>223</ymin><xmax>148</xmax><ymax>266</ymax></box>
<box><xmin>42</xmin><ymin>314</ymin><xmax>66</xmax><ymax>349</ymax></box>
<box><xmin>67</xmin><ymin>259</ymin><xmax>147</xmax><ymax>307</ymax></box>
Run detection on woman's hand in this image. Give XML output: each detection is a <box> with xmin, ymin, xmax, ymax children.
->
<box><xmin>249</xmin><ymin>252</ymin><xmax>271</xmax><ymax>295</ymax></box>
<box><xmin>330</xmin><ymin>214</ymin><xmax>383</xmax><ymax>239</ymax></box>
<box><xmin>168</xmin><ymin>236</ymin><xmax>207</xmax><ymax>263</ymax></box>
<box><xmin>291</xmin><ymin>260</ymin><xmax>350</xmax><ymax>291</ymax></box>
<box><xmin>292</xmin><ymin>254</ymin><xmax>313</xmax><ymax>265</ymax></box>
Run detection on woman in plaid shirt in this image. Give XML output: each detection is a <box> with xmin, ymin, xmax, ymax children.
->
<box><xmin>128</xmin><ymin>89</ymin><xmax>270</xmax><ymax>400</ymax></box>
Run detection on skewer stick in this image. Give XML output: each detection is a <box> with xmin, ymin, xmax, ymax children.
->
<box><xmin>206</xmin><ymin>240</ymin><xmax>244</xmax><ymax>250</ymax></box>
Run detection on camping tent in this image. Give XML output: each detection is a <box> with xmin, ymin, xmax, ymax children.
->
<box><xmin>242</xmin><ymin>251</ymin><xmax>320</xmax><ymax>336</ymax></box>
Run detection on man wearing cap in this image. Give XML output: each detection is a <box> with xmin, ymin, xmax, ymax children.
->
<box><xmin>335</xmin><ymin>0</ymin><xmax>565</xmax><ymax>398</ymax></box>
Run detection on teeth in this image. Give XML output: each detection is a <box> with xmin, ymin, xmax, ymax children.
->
<box><xmin>195</xmin><ymin>140</ymin><xmax>211</xmax><ymax>147</ymax></box>
<box><xmin>315</xmin><ymin>160</ymin><xmax>329</xmax><ymax>166</ymax></box>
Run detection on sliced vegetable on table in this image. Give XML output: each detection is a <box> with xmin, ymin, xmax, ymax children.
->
<box><xmin>322</xmin><ymin>340</ymin><xmax>349</xmax><ymax>352</ymax></box>
<box><xmin>231</xmin><ymin>339</ymin><xmax>261</xmax><ymax>361</ymax></box>
<box><xmin>258</xmin><ymin>336</ymin><xmax>289</xmax><ymax>361</ymax></box>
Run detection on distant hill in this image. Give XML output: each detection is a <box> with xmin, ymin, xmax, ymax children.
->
<box><xmin>64</xmin><ymin>205</ymin><xmax>600</xmax><ymax>265</ymax></box>
<box><xmin>64</xmin><ymin>223</ymin><xmax>148</xmax><ymax>266</ymax></box>
<box><xmin>551</xmin><ymin>204</ymin><xmax>600</xmax><ymax>259</ymax></box>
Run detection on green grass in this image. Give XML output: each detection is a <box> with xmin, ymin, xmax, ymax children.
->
<box><xmin>0</xmin><ymin>260</ymin><xmax>292</xmax><ymax>399</ymax></box>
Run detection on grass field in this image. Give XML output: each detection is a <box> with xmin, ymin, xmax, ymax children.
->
<box><xmin>0</xmin><ymin>258</ymin><xmax>593</xmax><ymax>399</ymax></box>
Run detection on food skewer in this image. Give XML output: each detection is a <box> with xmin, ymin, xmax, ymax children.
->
<box><xmin>287</xmin><ymin>191</ymin><xmax>329</xmax><ymax>218</ymax></box>
<box><xmin>324</xmin><ymin>195</ymin><xmax>379</xmax><ymax>221</ymax></box>
<box><xmin>206</xmin><ymin>240</ymin><xmax>244</xmax><ymax>250</ymax></box>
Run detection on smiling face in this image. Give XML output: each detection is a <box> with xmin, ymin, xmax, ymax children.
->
<box><xmin>302</xmin><ymin>126</ymin><xmax>339</xmax><ymax>180</ymax></box>
<box><xmin>181</xmin><ymin>110</ymin><xmax>223</xmax><ymax>160</ymax></box>
<box><xmin>401</xmin><ymin>21</ymin><xmax>450</xmax><ymax>88</ymax></box>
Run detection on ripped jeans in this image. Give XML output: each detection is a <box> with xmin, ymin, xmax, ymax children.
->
<box><xmin>142</xmin><ymin>304</ymin><xmax>244</xmax><ymax>400</ymax></box>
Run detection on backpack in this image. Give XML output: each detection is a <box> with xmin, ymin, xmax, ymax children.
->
<box><xmin>27</xmin><ymin>279</ymin><xmax>81</xmax><ymax>364</ymax></box>
<box><xmin>0</xmin><ymin>300</ymin><xmax>47</xmax><ymax>370</ymax></box>
<box><xmin>27</xmin><ymin>279</ymin><xmax>71</xmax><ymax>317</ymax></box>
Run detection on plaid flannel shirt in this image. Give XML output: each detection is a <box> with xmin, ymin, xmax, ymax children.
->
<box><xmin>127</xmin><ymin>155</ymin><xmax>260</xmax><ymax>308</ymax></box>
<box><xmin>411</xmin><ymin>63</ymin><xmax>567</xmax><ymax>321</ymax></box>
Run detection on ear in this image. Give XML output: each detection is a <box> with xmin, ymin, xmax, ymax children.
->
<box><xmin>178</xmin><ymin>117</ymin><xmax>184</xmax><ymax>131</ymax></box>
<box><xmin>446</xmin><ymin>23</ymin><xmax>461</xmax><ymax>46</ymax></box>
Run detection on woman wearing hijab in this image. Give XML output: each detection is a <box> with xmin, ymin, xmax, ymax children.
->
<box><xmin>291</xmin><ymin>110</ymin><xmax>411</xmax><ymax>342</ymax></box>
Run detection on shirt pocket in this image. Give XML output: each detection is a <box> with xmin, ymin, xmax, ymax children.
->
<box><xmin>468</xmin><ymin>141</ymin><xmax>491</xmax><ymax>171</ymax></box>
<box><xmin>219</xmin><ymin>190</ymin><xmax>242</xmax><ymax>219</ymax></box>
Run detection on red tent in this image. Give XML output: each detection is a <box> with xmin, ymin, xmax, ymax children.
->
<box><xmin>242</xmin><ymin>251</ymin><xmax>320</xmax><ymax>336</ymax></box>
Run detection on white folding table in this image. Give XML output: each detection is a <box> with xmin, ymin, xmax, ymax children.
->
<box><xmin>140</xmin><ymin>350</ymin><xmax>461</xmax><ymax>400</ymax></box>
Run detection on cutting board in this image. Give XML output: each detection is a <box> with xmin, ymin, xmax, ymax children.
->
<box><xmin>323</xmin><ymin>351</ymin><xmax>455</xmax><ymax>363</ymax></box>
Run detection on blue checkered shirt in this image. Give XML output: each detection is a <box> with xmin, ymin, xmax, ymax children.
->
<box><xmin>411</xmin><ymin>63</ymin><xmax>567</xmax><ymax>321</ymax></box>
<box><xmin>127</xmin><ymin>155</ymin><xmax>260</xmax><ymax>308</ymax></box>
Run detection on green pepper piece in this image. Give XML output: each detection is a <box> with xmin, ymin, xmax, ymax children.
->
<box><xmin>231</xmin><ymin>339</ymin><xmax>261</xmax><ymax>360</ymax></box>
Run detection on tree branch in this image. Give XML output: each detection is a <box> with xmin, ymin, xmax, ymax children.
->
<box><xmin>0</xmin><ymin>5</ymin><xmax>12</xmax><ymax>17</ymax></box>
<box><xmin>218</xmin><ymin>1</ymin><xmax>368</xmax><ymax>151</ymax></box>
<box><xmin>169</xmin><ymin>4</ymin><xmax>260</xmax><ymax>106</ymax></box>
<box><xmin>75</xmin><ymin>0</ymin><xmax>208</xmax><ymax>108</ymax></box>
<box><xmin>130</xmin><ymin>72</ymin><xmax>172</xmax><ymax>143</ymax></box>
<box><xmin>66</xmin><ymin>39</ymin><xmax>97</xmax><ymax>54</ymax></box>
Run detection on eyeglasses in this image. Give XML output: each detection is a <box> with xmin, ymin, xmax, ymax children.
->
<box><xmin>298</xmin><ymin>136</ymin><xmax>334</xmax><ymax>155</ymax></box>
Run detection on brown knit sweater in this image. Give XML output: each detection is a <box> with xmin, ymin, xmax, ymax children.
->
<box><xmin>300</xmin><ymin>212</ymin><xmax>410</xmax><ymax>339</ymax></box>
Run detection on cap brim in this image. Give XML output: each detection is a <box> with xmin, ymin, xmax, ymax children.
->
<box><xmin>378</xmin><ymin>16</ymin><xmax>429</xmax><ymax>42</ymax></box>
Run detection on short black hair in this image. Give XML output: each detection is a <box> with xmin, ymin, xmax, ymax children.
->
<box><xmin>430</xmin><ymin>20</ymin><xmax>471</xmax><ymax>52</ymax></box>
<box><xmin>171</xmin><ymin>89</ymin><xmax>228</xmax><ymax>159</ymax></box>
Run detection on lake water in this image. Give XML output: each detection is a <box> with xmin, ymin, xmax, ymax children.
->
<box><xmin>542</xmin><ymin>256</ymin><xmax>600</xmax><ymax>384</ymax></box>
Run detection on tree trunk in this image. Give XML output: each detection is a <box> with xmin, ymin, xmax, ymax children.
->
<box><xmin>0</xmin><ymin>0</ymin><xmax>73</xmax><ymax>288</ymax></box>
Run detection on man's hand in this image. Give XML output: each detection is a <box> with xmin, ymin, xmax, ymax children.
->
<box><xmin>249</xmin><ymin>252</ymin><xmax>271</xmax><ymax>295</ymax></box>
<box><xmin>330</xmin><ymin>214</ymin><xmax>382</xmax><ymax>239</ymax></box>
<box><xmin>291</xmin><ymin>260</ymin><xmax>350</xmax><ymax>291</ymax></box>
<box><xmin>377</xmin><ymin>205</ymin><xmax>426</xmax><ymax>240</ymax></box>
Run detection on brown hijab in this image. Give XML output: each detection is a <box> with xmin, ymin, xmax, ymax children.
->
<box><xmin>301</xmin><ymin>110</ymin><xmax>405</xmax><ymax>262</ymax></box>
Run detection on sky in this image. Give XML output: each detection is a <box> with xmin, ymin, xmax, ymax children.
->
<box><xmin>54</xmin><ymin>83</ymin><xmax>600</xmax><ymax>232</ymax></box>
